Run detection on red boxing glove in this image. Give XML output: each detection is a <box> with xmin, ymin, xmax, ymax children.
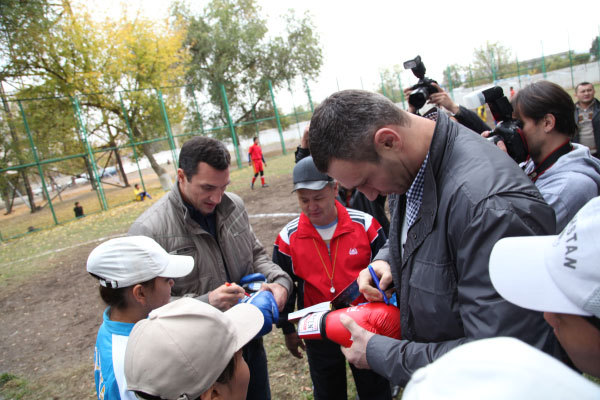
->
<box><xmin>297</xmin><ymin>303</ymin><xmax>400</xmax><ymax>347</ymax></box>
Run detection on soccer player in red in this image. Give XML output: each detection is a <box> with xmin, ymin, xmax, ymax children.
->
<box><xmin>248</xmin><ymin>137</ymin><xmax>268</xmax><ymax>189</ymax></box>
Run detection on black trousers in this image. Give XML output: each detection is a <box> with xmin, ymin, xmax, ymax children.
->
<box><xmin>243</xmin><ymin>337</ymin><xmax>271</xmax><ymax>400</ymax></box>
<box><xmin>305</xmin><ymin>339</ymin><xmax>392</xmax><ymax>400</ymax></box>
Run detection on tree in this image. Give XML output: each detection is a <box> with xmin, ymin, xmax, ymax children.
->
<box><xmin>176</xmin><ymin>0</ymin><xmax>322</xmax><ymax>140</ymax></box>
<box><xmin>0</xmin><ymin>0</ymin><xmax>65</xmax><ymax>213</ymax></box>
<box><xmin>441</xmin><ymin>64</ymin><xmax>463</xmax><ymax>89</ymax></box>
<box><xmin>591</xmin><ymin>36</ymin><xmax>600</xmax><ymax>60</ymax></box>
<box><xmin>1</xmin><ymin>1</ymin><xmax>189</xmax><ymax>191</ymax></box>
<box><xmin>472</xmin><ymin>41</ymin><xmax>512</xmax><ymax>82</ymax></box>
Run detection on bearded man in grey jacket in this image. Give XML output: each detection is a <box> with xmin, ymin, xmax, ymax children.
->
<box><xmin>308</xmin><ymin>89</ymin><xmax>562</xmax><ymax>386</ymax></box>
<box><xmin>129</xmin><ymin>136</ymin><xmax>291</xmax><ymax>400</ymax></box>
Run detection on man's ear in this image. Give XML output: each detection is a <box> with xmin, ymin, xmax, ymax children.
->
<box><xmin>176</xmin><ymin>168</ymin><xmax>186</xmax><ymax>184</ymax></box>
<box><xmin>373</xmin><ymin>127</ymin><xmax>402</xmax><ymax>152</ymax></box>
<box><xmin>543</xmin><ymin>114</ymin><xmax>556</xmax><ymax>133</ymax></box>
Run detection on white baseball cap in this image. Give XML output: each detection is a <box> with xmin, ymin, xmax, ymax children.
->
<box><xmin>489</xmin><ymin>196</ymin><xmax>600</xmax><ymax>318</ymax></box>
<box><xmin>403</xmin><ymin>337</ymin><xmax>600</xmax><ymax>399</ymax></box>
<box><xmin>125</xmin><ymin>298</ymin><xmax>263</xmax><ymax>399</ymax></box>
<box><xmin>87</xmin><ymin>236</ymin><xmax>194</xmax><ymax>288</ymax></box>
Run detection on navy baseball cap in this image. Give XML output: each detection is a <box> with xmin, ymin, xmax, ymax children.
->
<box><xmin>292</xmin><ymin>156</ymin><xmax>333</xmax><ymax>192</ymax></box>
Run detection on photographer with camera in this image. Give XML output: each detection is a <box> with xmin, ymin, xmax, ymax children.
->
<box><xmin>488</xmin><ymin>80</ymin><xmax>600</xmax><ymax>232</ymax></box>
<box><xmin>403</xmin><ymin>57</ymin><xmax>490</xmax><ymax>134</ymax></box>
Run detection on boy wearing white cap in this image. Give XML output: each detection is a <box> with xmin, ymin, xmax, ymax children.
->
<box><xmin>87</xmin><ymin>236</ymin><xmax>194</xmax><ymax>400</ymax></box>
<box><xmin>489</xmin><ymin>196</ymin><xmax>600</xmax><ymax>377</ymax></box>
<box><xmin>124</xmin><ymin>297</ymin><xmax>264</xmax><ymax>400</ymax></box>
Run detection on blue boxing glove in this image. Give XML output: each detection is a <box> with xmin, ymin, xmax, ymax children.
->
<box><xmin>240</xmin><ymin>291</ymin><xmax>279</xmax><ymax>336</ymax></box>
<box><xmin>240</xmin><ymin>273</ymin><xmax>267</xmax><ymax>293</ymax></box>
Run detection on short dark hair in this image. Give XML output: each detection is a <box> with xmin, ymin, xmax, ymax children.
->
<box><xmin>512</xmin><ymin>81</ymin><xmax>577</xmax><ymax>138</ymax></box>
<box><xmin>132</xmin><ymin>355</ymin><xmax>236</xmax><ymax>400</ymax></box>
<box><xmin>74</xmin><ymin>202</ymin><xmax>79</xmax><ymax>206</ymax></box>
<box><xmin>179</xmin><ymin>137</ymin><xmax>231</xmax><ymax>180</ymax></box>
<box><xmin>97</xmin><ymin>278</ymin><xmax>156</xmax><ymax>310</ymax></box>
<box><xmin>308</xmin><ymin>90</ymin><xmax>408</xmax><ymax>172</ymax></box>
<box><xmin>253</xmin><ymin>136</ymin><xmax>258</xmax><ymax>142</ymax></box>
<box><xmin>575</xmin><ymin>82</ymin><xmax>593</xmax><ymax>92</ymax></box>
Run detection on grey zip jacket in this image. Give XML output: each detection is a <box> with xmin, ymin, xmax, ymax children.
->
<box><xmin>367</xmin><ymin>112</ymin><xmax>560</xmax><ymax>385</ymax></box>
<box><xmin>526</xmin><ymin>143</ymin><xmax>600</xmax><ymax>232</ymax></box>
<box><xmin>129</xmin><ymin>185</ymin><xmax>292</xmax><ymax>302</ymax></box>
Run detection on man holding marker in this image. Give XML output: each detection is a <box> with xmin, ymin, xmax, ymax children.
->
<box><xmin>129</xmin><ymin>136</ymin><xmax>292</xmax><ymax>400</ymax></box>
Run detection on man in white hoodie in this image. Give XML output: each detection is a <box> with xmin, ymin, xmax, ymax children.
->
<box><xmin>509</xmin><ymin>80</ymin><xmax>600</xmax><ymax>232</ymax></box>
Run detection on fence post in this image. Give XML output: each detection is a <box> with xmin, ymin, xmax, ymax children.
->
<box><xmin>446</xmin><ymin>67</ymin><xmax>454</xmax><ymax>100</ymax></box>
<box><xmin>119</xmin><ymin>92</ymin><xmax>147</xmax><ymax>192</ymax></box>
<box><xmin>490</xmin><ymin>48</ymin><xmax>497</xmax><ymax>82</ymax></box>
<box><xmin>396</xmin><ymin>73</ymin><xmax>406</xmax><ymax>109</ymax></box>
<box><xmin>468</xmin><ymin>65</ymin><xmax>475</xmax><ymax>90</ymax></box>
<box><xmin>568</xmin><ymin>49</ymin><xmax>575</xmax><ymax>90</ymax></box>
<box><xmin>304</xmin><ymin>78</ymin><xmax>314</xmax><ymax>113</ymax></box>
<box><xmin>189</xmin><ymin>85</ymin><xmax>205</xmax><ymax>136</ymax></box>
<box><xmin>516</xmin><ymin>57</ymin><xmax>522</xmax><ymax>88</ymax></box>
<box><xmin>596</xmin><ymin>27</ymin><xmax>600</xmax><ymax>82</ymax></box>
<box><xmin>288</xmin><ymin>80</ymin><xmax>301</xmax><ymax>138</ymax></box>
<box><xmin>17</xmin><ymin>100</ymin><xmax>58</xmax><ymax>225</ymax></box>
<box><xmin>541</xmin><ymin>41</ymin><xmax>547</xmax><ymax>79</ymax></box>
<box><xmin>380</xmin><ymin>73</ymin><xmax>388</xmax><ymax>98</ymax></box>
<box><xmin>71</xmin><ymin>95</ymin><xmax>108</xmax><ymax>211</ymax></box>
<box><xmin>268</xmin><ymin>80</ymin><xmax>287</xmax><ymax>155</ymax></box>
<box><xmin>220</xmin><ymin>84</ymin><xmax>243</xmax><ymax>168</ymax></box>
<box><xmin>156</xmin><ymin>89</ymin><xmax>179</xmax><ymax>173</ymax></box>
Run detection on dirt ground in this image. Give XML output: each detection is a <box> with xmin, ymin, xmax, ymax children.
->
<box><xmin>0</xmin><ymin>171</ymin><xmax>304</xmax><ymax>398</ymax></box>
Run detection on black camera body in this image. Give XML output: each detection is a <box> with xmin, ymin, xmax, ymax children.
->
<box><xmin>403</xmin><ymin>56</ymin><xmax>439</xmax><ymax>110</ymax></box>
<box><xmin>481</xmin><ymin>86</ymin><xmax>528</xmax><ymax>163</ymax></box>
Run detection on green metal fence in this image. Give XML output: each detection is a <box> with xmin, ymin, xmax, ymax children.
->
<box><xmin>0</xmin><ymin>79</ymin><xmax>314</xmax><ymax>240</ymax></box>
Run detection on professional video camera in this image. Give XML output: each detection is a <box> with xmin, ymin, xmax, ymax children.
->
<box><xmin>464</xmin><ymin>86</ymin><xmax>528</xmax><ymax>163</ymax></box>
<box><xmin>403</xmin><ymin>55</ymin><xmax>439</xmax><ymax>110</ymax></box>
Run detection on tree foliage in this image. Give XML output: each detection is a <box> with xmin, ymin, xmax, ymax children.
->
<box><xmin>0</xmin><ymin>1</ymin><xmax>189</xmax><ymax>191</ymax></box>
<box><xmin>591</xmin><ymin>36</ymin><xmax>600</xmax><ymax>60</ymax></box>
<box><xmin>175</xmin><ymin>0</ymin><xmax>323</xmax><ymax>138</ymax></box>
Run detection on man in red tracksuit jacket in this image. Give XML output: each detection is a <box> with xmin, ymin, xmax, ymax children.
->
<box><xmin>273</xmin><ymin>156</ymin><xmax>391</xmax><ymax>400</ymax></box>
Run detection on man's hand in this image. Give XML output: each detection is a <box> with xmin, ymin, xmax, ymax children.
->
<box><xmin>208</xmin><ymin>283</ymin><xmax>245</xmax><ymax>311</ymax></box>
<box><xmin>339</xmin><ymin>314</ymin><xmax>374</xmax><ymax>369</ymax></box>
<box><xmin>284</xmin><ymin>332</ymin><xmax>306</xmax><ymax>359</ymax></box>
<box><xmin>261</xmin><ymin>282</ymin><xmax>288</xmax><ymax>311</ymax></box>
<box><xmin>481</xmin><ymin>131</ymin><xmax>508</xmax><ymax>153</ymax></box>
<box><xmin>357</xmin><ymin>260</ymin><xmax>393</xmax><ymax>302</ymax></box>
<box><xmin>301</xmin><ymin>124</ymin><xmax>310</xmax><ymax>149</ymax></box>
<box><xmin>427</xmin><ymin>83</ymin><xmax>459</xmax><ymax>114</ymax></box>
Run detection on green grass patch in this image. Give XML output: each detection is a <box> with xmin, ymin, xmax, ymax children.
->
<box><xmin>0</xmin><ymin>373</ymin><xmax>32</xmax><ymax>400</ymax></box>
<box><xmin>0</xmin><ymin>154</ymin><xmax>296</xmax><ymax>288</ymax></box>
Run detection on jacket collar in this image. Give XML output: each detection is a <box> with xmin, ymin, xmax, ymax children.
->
<box><xmin>400</xmin><ymin>111</ymin><xmax>454</xmax><ymax>263</ymax></box>
<box><xmin>296</xmin><ymin>200</ymin><xmax>354</xmax><ymax>240</ymax></box>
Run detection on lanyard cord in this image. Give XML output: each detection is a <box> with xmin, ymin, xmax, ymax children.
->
<box><xmin>312</xmin><ymin>237</ymin><xmax>340</xmax><ymax>293</ymax></box>
<box><xmin>528</xmin><ymin>140</ymin><xmax>573</xmax><ymax>182</ymax></box>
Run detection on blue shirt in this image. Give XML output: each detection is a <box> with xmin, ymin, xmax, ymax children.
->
<box><xmin>94</xmin><ymin>307</ymin><xmax>136</xmax><ymax>400</ymax></box>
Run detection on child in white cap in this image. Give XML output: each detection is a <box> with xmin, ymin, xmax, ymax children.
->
<box><xmin>87</xmin><ymin>236</ymin><xmax>194</xmax><ymax>400</ymax></box>
<box><xmin>124</xmin><ymin>297</ymin><xmax>264</xmax><ymax>400</ymax></box>
<box><xmin>490</xmin><ymin>196</ymin><xmax>600</xmax><ymax>377</ymax></box>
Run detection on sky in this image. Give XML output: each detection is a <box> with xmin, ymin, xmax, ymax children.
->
<box><xmin>93</xmin><ymin>0</ymin><xmax>600</xmax><ymax>105</ymax></box>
